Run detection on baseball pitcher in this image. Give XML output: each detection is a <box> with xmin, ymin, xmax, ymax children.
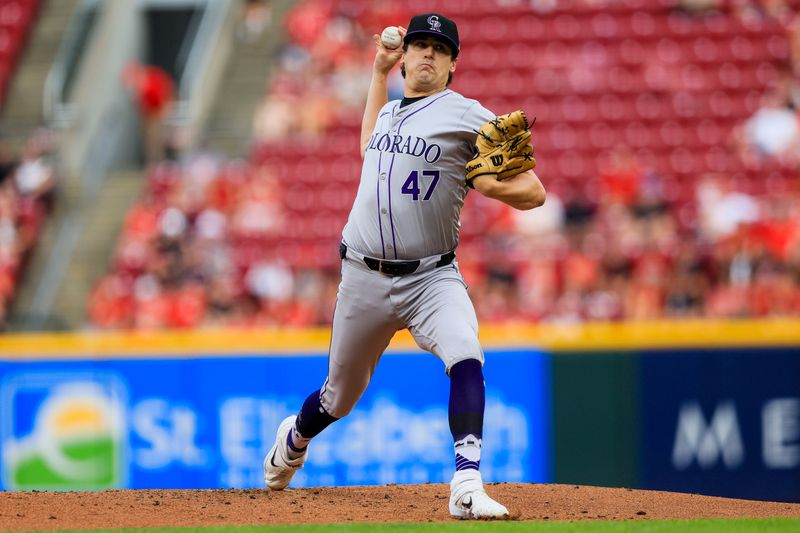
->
<box><xmin>264</xmin><ymin>12</ymin><xmax>546</xmax><ymax>520</ymax></box>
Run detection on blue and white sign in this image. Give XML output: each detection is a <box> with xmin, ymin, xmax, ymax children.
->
<box><xmin>640</xmin><ymin>348</ymin><xmax>800</xmax><ymax>503</ymax></box>
<box><xmin>0</xmin><ymin>349</ymin><xmax>550</xmax><ymax>490</ymax></box>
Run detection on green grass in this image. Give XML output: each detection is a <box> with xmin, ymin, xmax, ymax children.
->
<box><xmin>40</xmin><ymin>518</ymin><xmax>800</xmax><ymax>533</ymax></box>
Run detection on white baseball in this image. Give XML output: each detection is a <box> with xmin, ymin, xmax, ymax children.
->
<box><xmin>380</xmin><ymin>26</ymin><xmax>402</xmax><ymax>49</ymax></box>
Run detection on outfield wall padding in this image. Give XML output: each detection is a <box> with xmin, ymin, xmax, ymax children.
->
<box><xmin>1</xmin><ymin>321</ymin><xmax>799</xmax><ymax>501</ymax></box>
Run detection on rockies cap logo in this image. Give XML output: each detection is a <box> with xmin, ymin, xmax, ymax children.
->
<box><xmin>428</xmin><ymin>15</ymin><xmax>442</xmax><ymax>32</ymax></box>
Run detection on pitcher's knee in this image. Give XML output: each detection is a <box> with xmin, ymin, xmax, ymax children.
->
<box><xmin>320</xmin><ymin>391</ymin><xmax>358</xmax><ymax>419</ymax></box>
<box><xmin>441</xmin><ymin>331</ymin><xmax>482</xmax><ymax>358</ymax></box>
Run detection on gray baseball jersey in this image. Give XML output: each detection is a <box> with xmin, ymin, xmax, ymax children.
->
<box><xmin>319</xmin><ymin>89</ymin><xmax>495</xmax><ymax>418</ymax></box>
<box><xmin>342</xmin><ymin>89</ymin><xmax>495</xmax><ymax>260</ymax></box>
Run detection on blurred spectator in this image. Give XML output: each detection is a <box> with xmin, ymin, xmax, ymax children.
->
<box><xmin>284</xmin><ymin>0</ymin><xmax>331</xmax><ymax>49</ymax></box>
<box><xmin>664</xmin><ymin>241</ymin><xmax>708</xmax><ymax>317</ymax></box>
<box><xmin>0</xmin><ymin>140</ymin><xmax>17</xmax><ymax>185</ymax></box>
<box><xmin>0</xmin><ymin>181</ymin><xmax>20</xmax><ymax>327</ymax></box>
<box><xmin>91</xmin><ymin>150</ymin><xmax>293</xmax><ymax>329</ymax></box>
<box><xmin>230</xmin><ymin>166</ymin><xmax>284</xmax><ymax>237</ymax></box>
<box><xmin>756</xmin><ymin>0</ymin><xmax>796</xmax><ymax>22</ymax></box>
<box><xmin>734</xmin><ymin>88</ymin><xmax>800</xmax><ymax>165</ymax></box>
<box><xmin>0</xmin><ymin>130</ymin><xmax>59</xmax><ymax>329</ymax></box>
<box><xmin>732</xmin><ymin>0</ymin><xmax>797</xmax><ymax>22</ymax></box>
<box><xmin>88</xmin><ymin>273</ymin><xmax>133</xmax><ymax>329</ymax></box>
<box><xmin>675</xmin><ymin>0</ymin><xmax>723</xmax><ymax>16</ymax></box>
<box><xmin>204</xmin><ymin>274</ymin><xmax>241</xmax><ymax>326</ymax></box>
<box><xmin>13</xmin><ymin>129</ymin><xmax>56</xmax><ymax>205</ymax></box>
<box><xmin>790</xmin><ymin>13</ymin><xmax>800</xmax><ymax>76</ymax></box>
<box><xmin>332</xmin><ymin>55</ymin><xmax>372</xmax><ymax>110</ymax></box>
<box><xmin>599</xmin><ymin>145</ymin><xmax>644</xmax><ymax>207</ymax></box>
<box><xmin>253</xmin><ymin>93</ymin><xmax>296</xmax><ymax>142</ymax></box>
<box><xmin>170</xmin><ymin>279</ymin><xmax>208</xmax><ymax>328</ymax></box>
<box><xmin>625</xmin><ymin>246</ymin><xmax>670</xmax><ymax>319</ymax></box>
<box><xmin>297</xmin><ymin>79</ymin><xmax>339</xmax><ymax>139</ymax></box>
<box><xmin>496</xmin><ymin>0</ymin><xmax>559</xmax><ymax>14</ymax></box>
<box><xmin>561</xmin><ymin>183</ymin><xmax>598</xmax><ymax>235</ymax></box>
<box><xmin>245</xmin><ymin>260</ymin><xmax>293</xmax><ymax>303</ymax></box>
<box><xmin>773</xmin><ymin>66</ymin><xmax>800</xmax><ymax>116</ymax></box>
<box><xmin>513</xmin><ymin>181</ymin><xmax>563</xmax><ymax>237</ymax></box>
<box><xmin>251</xmin><ymin>0</ymin><xmax>407</xmax><ymax>142</ymax></box>
<box><xmin>697</xmin><ymin>174</ymin><xmax>760</xmax><ymax>241</ymax></box>
<box><xmin>122</xmin><ymin>62</ymin><xmax>176</xmax><ymax>165</ymax></box>
<box><xmin>238</xmin><ymin>0</ymin><xmax>271</xmax><ymax>43</ymax></box>
<box><xmin>90</xmin><ymin>166</ymin><xmax>800</xmax><ymax>330</ymax></box>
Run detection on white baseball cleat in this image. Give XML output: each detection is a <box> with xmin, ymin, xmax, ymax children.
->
<box><xmin>449</xmin><ymin>469</ymin><xmax>510</xmax><ymax>520</ymax></box>
<box><xmin>263</xmin><ymin>415</ymin><xmax>306</xmax><ymax>490</ymax></box>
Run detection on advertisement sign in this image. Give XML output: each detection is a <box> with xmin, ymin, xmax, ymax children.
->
<box><xmin>1</xmin><ymin>373</ymin><xmax>127</xmax><ymax>490</ymax></box>
<box><xmin>640</xmin><ymin>348</ymin><xmax>800</xmax><ymax>502</ymax></box>
<box><xmin>0</xmin><ymin>349</ymin><xmax>550</xmax><ymax>490</ymax></box>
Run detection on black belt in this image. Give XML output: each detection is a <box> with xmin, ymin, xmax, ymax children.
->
<box><xmin>339</xmin><ymin>243</ymin><xmax>455</xmax><ymax>276</ymax></box>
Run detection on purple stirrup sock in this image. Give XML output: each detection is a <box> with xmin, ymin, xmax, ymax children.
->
<box><xmin>295</xmin><ymin>388</ymin><xmax>338</xmax><ymax>439</ymax></box>
<box><xmin>285</xmin><ymin>389</ymin><xmax>339</xmax><ymax>459</ymax></box>
<box><xmin>449</xmin><ymin>358</ymin><xmax>485</xmax><ymax>471</ymax></box>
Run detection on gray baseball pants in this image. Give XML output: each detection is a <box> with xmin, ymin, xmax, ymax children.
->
<box><xmin>319</xmin><ymin>254</ymin><xmax>484</xmax><ymax>418</ymax></box>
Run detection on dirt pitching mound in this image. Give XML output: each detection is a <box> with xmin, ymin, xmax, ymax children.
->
<box><xmin>2</xmin><ymin>484</ymin><xmax>800</xmax><ymax>531</ymax></box>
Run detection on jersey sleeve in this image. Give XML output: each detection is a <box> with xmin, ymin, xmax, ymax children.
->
<box><xmin>454</xmin><ymin>101</ymin><xmax>496</xmax><ymax>165</ymax></box>
<box><xmin>460</xmin><ymin>102</ymin><xmax>496</xmax><ymax>135</ymax></box>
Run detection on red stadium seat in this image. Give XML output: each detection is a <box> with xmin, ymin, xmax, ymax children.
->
<box><xmin>624</xmin><ymin>121</ymin><xmax>656</xmax><ymax>148</ymax></box>
<box><xmin>766</xmin><ymin>35</ymin><xmax>790</xmax><ymax>61</ymax></box>
<box><xmin>589</xmin><ymin>12</ymin><xmax>621</xmax><ymax>39</ymax></box>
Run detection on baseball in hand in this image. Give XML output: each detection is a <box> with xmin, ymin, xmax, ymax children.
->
<box><xmin>380</xmin><ymin>26</ymin><xmax>402</xmax><ymax>49</ymax></box>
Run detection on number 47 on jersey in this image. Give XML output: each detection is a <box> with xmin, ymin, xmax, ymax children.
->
<box><xmin>401</xmin><ymin>170</ymin><xmax>440</xmax><ymax>201</ymax></box>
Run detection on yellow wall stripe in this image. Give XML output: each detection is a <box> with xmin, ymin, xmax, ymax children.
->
<box><xmin>1</xmin><ymin>319</ymin><xmax>799</xmax><ymax>359</ymax></box>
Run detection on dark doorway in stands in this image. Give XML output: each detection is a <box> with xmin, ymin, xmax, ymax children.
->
<box><xmin>143</xmin><ymin>4</ymin><xmax>204</xmax><ymax>85</ymax></box>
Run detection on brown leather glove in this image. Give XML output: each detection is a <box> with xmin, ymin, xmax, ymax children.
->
<box><xmin>466</xmin><ymin>110</ymin><xmax>537</xmax><ymax>187</ymax></box>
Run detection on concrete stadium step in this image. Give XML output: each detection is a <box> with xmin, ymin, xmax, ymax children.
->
<box><xmin>202</xmin><ymin>0</ymin><xmax>294</xmax><ymax>157</ymax></box>
<box><xmin>1</xmin><ymin>0</ymin><xmax>81</xmax><ymax>144</ymax></box>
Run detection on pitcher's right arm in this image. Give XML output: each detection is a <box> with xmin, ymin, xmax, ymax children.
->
<box><xmin>360</xmin><ymin>27</ymin><xmax>407</xmax><ymax>157</ymax></box>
